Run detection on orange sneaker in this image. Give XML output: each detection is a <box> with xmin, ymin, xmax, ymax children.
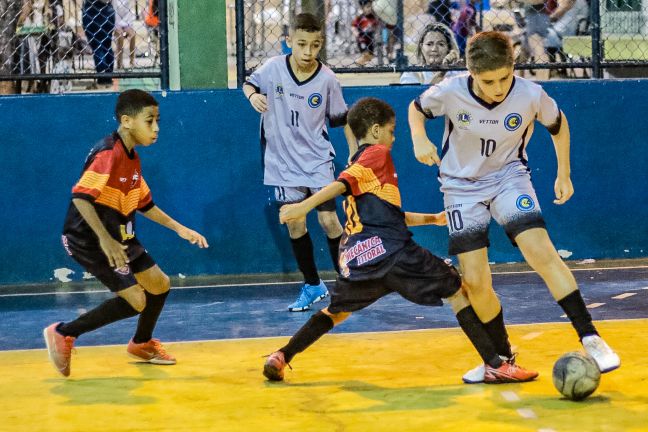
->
<box><xmin>484</xmin><ymin>359</ymin><xmax>538</xmax><ymax>384</ymax></box>
<box><xmin>127</xmin><ymin>338</ymin><xmax>176</xmax><ymax>365</ymax></box>
<box><xmin>263</xmin><ymin>351</ymin><xmax>290</xmax><ymax>381</ymax></box>
<box><xmin>43</xmin><ymin>323</ymin><xmax>76</xmax><ymax>377</ymax></box>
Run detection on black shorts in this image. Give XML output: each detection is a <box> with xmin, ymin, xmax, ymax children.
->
<box><xmin>62</xmin><ymin>235</ymin><xmax>156</xmax><ymax>292</ymax></box>
<box><xmin>328</xmin><ymin>242</ymin><xmax>461</xmax><ymax>313</ymax></box>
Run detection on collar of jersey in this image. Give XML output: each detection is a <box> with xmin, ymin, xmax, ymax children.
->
<box><xmin>285</xmin><ymin>54</ymin><xmax>323</xmax><ymax>86</ymax></box>
<box><xmin>113</xmin><ymin>131</ymin><xmax>136</xmax><ymax>160</ymax></box>
<box><xmin>467</xmin><ymin>76</ymin><xmax>516</xmax><ymax>110</ymax></box>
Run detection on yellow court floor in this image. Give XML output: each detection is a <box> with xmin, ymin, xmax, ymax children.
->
<box><xmin>1</xmin><ymin>320</ymin><xmax>647</xmax><ymax>432</ymax></box>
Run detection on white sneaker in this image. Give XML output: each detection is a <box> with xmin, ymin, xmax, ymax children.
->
<box><xmin>462</xmin><ymin>355</ymin><xmax>513</xmax><ymax>384</ymax></box>
<box><xmin>462</xmin><ymin>363</ymin><xmax>486</xmax><ymax>384</ymax></box>
<box><xmin>582</xmin><ymin>335</ymin><xmax>620</xmax><ymax>373</ymax></box>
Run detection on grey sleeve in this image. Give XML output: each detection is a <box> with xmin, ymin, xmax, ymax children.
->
<box><xmin>246</xmin><ymin>59</ymin><xmax>272</xmax><ymax>94</ymax></box>
<box><xmin>414</xmin><ymin>85</ymin><xmax>446</xmax><ymax>119</ymax></box>
<box><xmin>327</xmin><ymin>78</ymin><xmax>348</xmax><ymax>128</ymax></box>
<box><xmin>537</xmin><ymin>88</ymin><xmax>561</xmax><ymax>130</ymax></box>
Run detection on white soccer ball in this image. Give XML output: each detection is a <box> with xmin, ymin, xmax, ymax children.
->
<box><xmin>552</xmin><ymin>352</ymin><xmax>601</xmax><ymax>401</ymax></box>
<box><xmin>372</xmin><ymin>0</ymin><xmax>398</xmax><ymax>27</ymax></box>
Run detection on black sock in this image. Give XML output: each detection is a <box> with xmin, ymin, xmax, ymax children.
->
<box><xmin>327</xmin><ymin>235</ymin><xmax>342</xmax><ymax>274</ymax></box>
<box><xmin>133</xmin><ymin>290</ymin><xmax>169</xmax><ymax>343</ymax></box>
<box><xmin>456</xmin><ymin>306</ymin><xmax>503</xmax><ymax>367</ymax></box>
<box><xmin>484</xmin><ymin>310</ymin><xmax>513</xmax><ymax>359</ymax></box>
<box><xmin>57</xmin><ymin>297</ymin><xmax>139</xmax><ymax>338</ymax></box>
<box><xmin>290</xmin><ymin>232</ymin><xmax>320</xmax><ymax>285</ymax></box>
<box><xmin>280</xmin><ymin>311</ymin><xmax>334</xmax><ymax>362</ymax></box>
<box><xmin>558</xmin><ymin>290</ymin><xmax>598</xmax><ymax>339</ymax></box>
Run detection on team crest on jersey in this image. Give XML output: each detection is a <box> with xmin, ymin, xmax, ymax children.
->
<box><xmin>308</xmin><ymin>93</ymin><xmax>323</xmax><ymax>108</ymax></box>
<box><xmin>456</xmin><ymin>110</ymin><xmax>472</xmax><ymax>129</ymax></box>
<box><xmin>275</xmin><ymin>85</ymin><xmax>284</xmax><ymax>98</ymax></box>
<box><xmin>516</xmin><ymin>194</ymin><xmax>535</xmax><ymax>212</ymax></box>
<box><xmin>505</xmin><ymin>113</ymin><xmax>522</xmax><ymax>131</ymax></box>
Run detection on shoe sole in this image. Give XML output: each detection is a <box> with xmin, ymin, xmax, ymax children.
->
<box><xmin>43</xmin><ymin>327</ymin><xmax>69</xmax><ymax>377</ymax></box>
<box><xmin>462</xmin><ymin>378</ymin><xmax>485</xmax><ymax>384</ymax></box>
<box><xmin>484</xmin><ymin>375</ymin><xmax>538</xmax><ymax>384</ymax></box>
<box><xmin>600</xmin><ymin>362</ymin><xmax>621</xmax><ymax>373</ymax></box>
<box><xmin>127</xmin><ymin>352</ymin><xmax>176</xmax><ymax>365</ymax></box>
<box><xmin>287</xmin><ymin>292</ymin><xmax>328</xmax><ymax>312</ymax></box>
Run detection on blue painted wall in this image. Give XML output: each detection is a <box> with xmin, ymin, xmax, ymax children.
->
<box><xmin>1</xmin><ymin>80</ymin><xmax>647</xmax><ymax>285</ymax></box>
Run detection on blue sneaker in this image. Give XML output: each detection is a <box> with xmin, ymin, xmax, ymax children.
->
<box><xmin>287</xmin><ymin>280</ymin><xmax>329</xmax><ymax>312</ymax></box>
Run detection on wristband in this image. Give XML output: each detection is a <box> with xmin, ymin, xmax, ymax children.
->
<box><xmin>247</xmin><ymin>92</ymin><xmax>257</xmax><ymax>101</ymax></box>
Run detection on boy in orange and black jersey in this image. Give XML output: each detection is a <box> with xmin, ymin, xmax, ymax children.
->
<box><xmin>44</xmin><ymin>89</ymin><xmax>209</xmax><ymax>378</ymax></box>
<box><xmin>262</xmin><ymin>97</ymin><xmax>537</xmax><ymax>383</ymax></box>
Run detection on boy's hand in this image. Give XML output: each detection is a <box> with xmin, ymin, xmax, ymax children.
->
<box><xmin>99</xmin><ymin>236</ymin><xmax>129</xmax><ymax>269</ymax></box>
<box><xmin>554</xmin><ymin>175</ymin><xmax>574</xmax><ymax>205</ymax></box>
<box><xmin>249</xmin><ymin>93</ymin><xmax>268</xmax><ymax>113</ymax></box>
<box><xmin>279</xmin><ymin>203</ymin><xmax>307</xmax><ymax>224</ymax></box>
<box><xmin>177</xmin><ymin>226</ymin><xmax>209</xmax><ymax>248</ymax></box>
<box><xmin>413</xmin><ymin>135</ymin><xmax>440</xmax><ymax>166</ymax></box>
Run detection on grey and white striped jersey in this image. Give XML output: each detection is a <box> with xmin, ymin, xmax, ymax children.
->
<box><xmin>247</xmin><ymin>55</ymin><xmax>348</xmax><ymax>187</ymax></box>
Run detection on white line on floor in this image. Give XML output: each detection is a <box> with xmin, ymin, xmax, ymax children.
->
<box><xmin>587</xmin><ymin>303</ymin><xmax>606</xmax><ymax>309</ymax></box>
<box><xmin>522</xmin><ymin>332</ymin><xmax>543</xmax><ymax>340</ymax></box>
<box><xmin>612</xmin><ymin>292</ymin><xmax>637</xmax><ymax>300</ymax></box>
<box><xmin>517</xmin><ymin>408</ymin><xmax>537</xmax><ymax>419</ymax></box>
<box><xmin>501</xmin><ymin>391</ymin><xmax>521</xmax><ymax>402</ymax></box>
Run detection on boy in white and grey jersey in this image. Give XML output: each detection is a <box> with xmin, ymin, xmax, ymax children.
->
<box><xmin>243</xmin><ymin>13</ymin><xmax>355</xmax><ymax>312</ymax></box>
<box><xmin>409</xmin><ymin>31</ymin><xmax>619</xmax><ymax>384</ymax></box>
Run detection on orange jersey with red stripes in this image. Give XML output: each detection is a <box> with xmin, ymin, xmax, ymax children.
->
<box><xmin>336</xmin><ymin>144</ymin><xmax>412</xmax><ymax>280</ymax></box>
<box><xmin>63</xmin><ymin>133</ymin><xmax>154</xmax><ymax>250</ymax></box>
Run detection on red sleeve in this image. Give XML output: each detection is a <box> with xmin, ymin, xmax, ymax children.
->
<box><xmin>71</xmin><ymin>150</ymin><xmax>114</xmax><ymax>201</ymax></box>
<box><xmin>137</xmin><ymin>176</ymin><xmax>154</xmax><ymax>211</ymax></box>
<box><xmin>338</xmin><ymin>145</ymin><xmax>389</xmax><ymax>196</ymax></box>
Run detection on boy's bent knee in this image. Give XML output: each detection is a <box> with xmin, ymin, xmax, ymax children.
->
<box><xmin>118</xmin><ymin>286</ymin><xmax>146</xmax><ymax>312</ymax></box>
<box><xmin>322</xmin><ymin>307</ymin><xmax>351</xmax><ymax>325</ymax></box>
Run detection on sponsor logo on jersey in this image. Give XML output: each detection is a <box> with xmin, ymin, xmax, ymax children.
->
<box><xmin>130</xmin><ymin>170</ymin><xmax>139</xmax><ymax>188</ymax></box>
<box><xmin>275</xmin><ymin>84</ymin><xmax>284</xmax><ymax>97</ymax></box>
<box><xmin>456</xmin><ymin>110</ymin><xmax>472</xmax><ymax>129</ymax></box>
<box><xmin>505</xmin><ymin>113</ymin><xmax>522</xmax><ymax>131</ymax></box>
<box><xmin>308</xmin><ymin>93</ymin><xmax>323</xmax><ymax>108</ymax></box>
<box><xmin>480</xmin><ymin>119</ymin><xmax>499</xmax><ymax>124</ymax></box>
<box><xmin>516</xmin><ymin>194</ymin><xmax>535</xmax><ymax>212</ymax></box>
<box><xmin>114</xmin><ymin>265</ymin><xmax>131</xmax><ymax>275</ymax></box>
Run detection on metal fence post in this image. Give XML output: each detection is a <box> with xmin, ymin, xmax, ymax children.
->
<box><xmin>236</xmin><ymin>0</ymin><xmax>246</xmax><ymax>87</ymax></box>
<box><xmin>396</xmin><ymin>0</ymin><xmax>407</xmax><ymax>68</ymax></box>
<box><xmin>159</xmin><ymin>0</ymin><xmax>170</xmax><ymax>89</ymax></box>
<box><xmin>591</xmin><ymin>0</ymin><xmax>603</xmax><ymax>78</ymax></box>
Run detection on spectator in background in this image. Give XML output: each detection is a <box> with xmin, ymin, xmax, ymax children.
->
<box><xmin>428</xmin><ymin>0</ymin><xmax>454</xmax><ymax>29</ymax></box>
<box><xmin>522</xmin><ymin>0</ymin><xmax>554</xmax><ymax>80</ymax></box>
<box><xmin>452</xmin><ymin>0</ymin><xmax>479</xmax><ymax>57</ymax></box>
<box><xmin>545</xmin><ymin>0</ymin><xmax>589</xmax><ymax>54</ymax></box>
<box><xmin>352</xmin><ymin>0</ymin><xmax>379</xmax><ymax>66</ymax></box>
<box><xmin>401</xmin><ymin>23</ymin><xmax>462</xmax><ymax>85</ymax></box>
<box><xmin>82</xmin><ymin>0</ymin><xmax>115</xmax><ymax>88</ymax></box>
<box><xmin>114</xmin><ymin>0</ymin><xmax>136</xmax><ymax>69</ymax></box>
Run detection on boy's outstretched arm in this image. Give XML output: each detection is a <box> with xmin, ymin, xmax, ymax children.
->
<box><xmin>549</xmin><ymin>111</ymin><xmax>573</xmax><ymax>205</ymax></box>
<box><xmin>140</xmin><ymin>206</ymin><xmax>209</xmax><ymax>248</ymax></box>
<box><xmin>73</xmin><ymin>198</ymin><xmax>128</xmax><ymax>268</ymax></box>
<box><xmin>404</xmin><ymin>211</ymin><xmax>447</xmax><ymax>227</ymax></box>
<box><xmin>408</xmin><ymin>101</ymin><xmax>440</xmax><ymax>166</ymax></box>
<box><xmin>243</xmin><ymin>83</ymin><xmax>268</xmax><ymax>113</ymax></box>
<box><xmin>280</xmin><ymin>181</ymin><xmax>346</xmax><ymax>224</ymax></box>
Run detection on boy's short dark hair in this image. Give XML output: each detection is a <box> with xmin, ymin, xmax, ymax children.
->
<box><xmin>115</xmin><ymin>89</ymin><xmax>158</xmax><ymax>120</ymax></box>
<box><xmin>290</xmin><ymin>13</ymin><xmax>322</xmax><ymax>33</ymax></box>
<box><xmin>347</xmin><ymin>97</ymin><xmax>395</xmax><ymax>140</ymax></box>
<box><xmin>466</xmin><ymin>31</ymin><xmax>514</xmax><ymax>74</ymax></box>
